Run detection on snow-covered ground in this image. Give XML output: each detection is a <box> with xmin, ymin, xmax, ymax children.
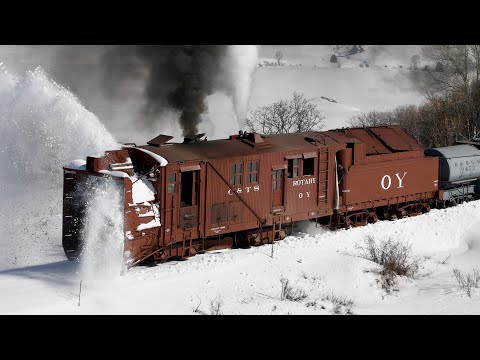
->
<box><xmin>2</xmin><ymin>46</ymin><xmax>477</xmax><ymax>315</ymax></box>
<box><xmin>1</xmin><ymin>201</ymin><xmax>480</xmax><ymax>314</ymax></box>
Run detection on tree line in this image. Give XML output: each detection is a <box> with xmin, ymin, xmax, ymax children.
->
<box><xmin>350</xmin><ymin>45</ymin><xmax>480</xmax><ymax>148</ymax></box>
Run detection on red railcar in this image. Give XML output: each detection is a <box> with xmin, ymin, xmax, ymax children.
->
<box><xmin>62</xmin><ymin>125</ymin><xmax>439</xmax><ymax>266</ymax></box>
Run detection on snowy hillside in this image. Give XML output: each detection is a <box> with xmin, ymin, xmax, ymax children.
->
<box><xmin>250</xmin><ymin>66</ymin><xmax>423</xmax><ymax>131</ymax></box>
<box><xmin>258</xmin><ymin>45</ymin><xmax>425</xmax><ymax>69</ymax></box>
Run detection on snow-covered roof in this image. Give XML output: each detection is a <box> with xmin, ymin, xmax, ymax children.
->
<box><xmin>134</xmin><ymin>147</ymin><xmax>168</xmax><ymax>166</ymax></box>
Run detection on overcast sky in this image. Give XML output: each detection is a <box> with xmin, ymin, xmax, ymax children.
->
<box><xmin>0</xmin><ymin>45</ymin><xmax>425</xmax><ymax>66</ymax></box>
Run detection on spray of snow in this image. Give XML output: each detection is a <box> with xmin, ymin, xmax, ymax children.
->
<box><xmin>0</xmin><ymin>67</ymin><xmax>119</xmax><ymax>187</ymax></box>
<box><xmin>99</xmin><ymin>170</ymin><xmax>129</xmax><ymax>178</ymax></box>
<box><xmin>222</xmin><ymin>45</ymin><xmax>258</xmax><ymax>129</ymax></box>
<box><xmin>0</xmin><ymin>66</ymin><xmax>120</xmax><ymax>270</ymax></box>
<box><xmin>64</xmin><ymin>159</ymin><xmax>87</xmax><ymax>170</ymax></box>
<box><xmin>79</xmin><ymin>177</ymin><xmax>126</xmax><ymax>281</ymax></box>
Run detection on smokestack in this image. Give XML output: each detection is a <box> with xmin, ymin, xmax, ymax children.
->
<box><xmin>182</xmin><ymin>137</ymin><xmax>196</xmax><ymax>144</ymax></box>
<box><xmin>182</xmin><ymin>133</ymin><xmax>205</xmax><ymax>144</ymax></box>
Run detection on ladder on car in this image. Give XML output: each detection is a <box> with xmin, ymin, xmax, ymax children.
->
<box><xmin>317</xmin><ymin>147</ymin><xmax>329</xmax><ymax>228</ymax></box>
<box><xmin>273</xmin><ymin>214</ymin><xmax>282</xmax><ymax>241</ymax></box>
<box><xmin>182</xmin><ymin>235</ymin><xmax>193</xmax><ymax>258</ymax></box>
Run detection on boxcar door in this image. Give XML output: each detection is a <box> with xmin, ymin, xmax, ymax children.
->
<box><xmin>179</xmin><ymin>166</ymin><xmax>200</xmax><ymax>238</ymax></box>
<box><xmin>272</xmin><ymin>168</ymin><xmax>285</xmax><ymax>209</ymax></box>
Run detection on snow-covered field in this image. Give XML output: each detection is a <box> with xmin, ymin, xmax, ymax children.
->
<box><xmin>1</xmin><ymin>202</ymin><xmax>480</xmax><ymax>314</ymax></box>
<box><xmin>2</xmin><ymin>47</ymin><xmax>479</xmax><ymax>314</ymax></box>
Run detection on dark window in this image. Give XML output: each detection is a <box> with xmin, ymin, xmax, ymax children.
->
<box><xmin>168</xmin><ymin>173</ymin><xmax>176</xmax><ymax>193</ymax></box>
<box><xmin>135</xmin><ymin>161</ymin><xmax>153</xmax><ymax>175</ymax></box>
<box><xmin>272</xmin><ymin>169</ymin><xmax>283</xmax><ymax>190</ymax></box>
<box><xmin>287</xmin><ymin>158</ymin><xmax>300</xmax><ymax>178</ymax></box>
<box><xmin>230</xmin><ymin>162</ymin><xmax>243</xmax><ymax>185</ymax></box>
<box><xmin>180</xmin><ymin>171</ymin><xmax>193</xmax><ymax>207</ymax></box>
<box><xmin>246</xmin><ymin>161</ymin><xmax>259</xmax><ymax>184</ymax></box>
<box><xmin>303</xmin><ymin>158</ymin><xmax>315</xmax><ymax>176</ymax></box>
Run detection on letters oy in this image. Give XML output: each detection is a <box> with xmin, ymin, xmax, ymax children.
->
<box><xmin>381</xmin><ymin>172</ymin><xmax>407</xmax><ymax>190</ymax></box>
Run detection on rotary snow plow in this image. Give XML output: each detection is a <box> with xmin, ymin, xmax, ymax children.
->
<box><xmin>62</xmin><ymin>146</ymin><xmax>167</xmax><ymax>267</ymax></box>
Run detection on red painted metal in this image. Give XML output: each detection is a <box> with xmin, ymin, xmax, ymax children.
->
<box><xmin>62</xmin><ymin>125</ymin><xmax>443</xmax><ymax>266</ymax></box>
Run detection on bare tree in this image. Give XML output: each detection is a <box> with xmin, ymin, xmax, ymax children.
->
<box><xmin>246</xmin><ymin>92</ymin><xmax>325</xmax><ymax>134</ymax></box>
<box><xmin>410</xmin><ymin>54</ymin><xmax>420</xmax><ymax>70</ymax></box>
<box><xmin>348</xmin><ymin>98</ymin><xmax>466</xmax><ymax>148</ymax></box>
<box><xmin>274</xmin><ymin>50</ymin><xmax>284</xmax><ymax>66</ymax></box>
<box><xmin>422</xmin><ymin>45</ymin><xmax>479</xmax><ymax>98</ymax></box>
<box><xmin>246</xmin><ymin>99</ymin><xmax>292</xmax><ymax>134</ymax></box>
<box><xmin>471</xmin><ymin>45</ymin><xmax>480</xmax><ymax>82</ymax></box>
<box><xmin>422</xmin><ymin>77</ymin><xmax>480</xmax><ymax>142</ymax></box>
<box><xmin>348</xmin><ymin>45</ymin><xmax>480</xmax><ymax>147</ymax></box>
<box><xmin>290</xmin><ymin>92</ymin><xmax>325</xmax><ymax>132</ymax></box>
<box><xmin>349</xmin><ymin>110</ymin><xmax>395</xmax><ymax>127</ymax></box>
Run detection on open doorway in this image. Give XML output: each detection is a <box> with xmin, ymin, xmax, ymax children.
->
<box><xmin>181</xmin><ymin>171</ymin><xmax>194</xmax><ymax>207</ymax></box>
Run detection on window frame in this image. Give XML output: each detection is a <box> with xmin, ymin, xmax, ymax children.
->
<box><xmin>167</xmin><ymin>172</ymin><xmax>177</xmax><ymax>194</ymax></box>
<box><xmin>230</xmin><ymin>162</ymin><xmax>243</xmax><ymax>186</ymax></box>
<box><xmin>246</xmin><ymin>160</ymin><xmax>259</xmax><ymax>184</ymax></box>
<box><xmin>303</xmin><ymin>157</ymin><xmax>315</xmax><ymax>176</ymax></box>
<box><xmin>287</xmin><ymin>158</ymin><xmax>301</xmax><ymax>178</ymax></box>
<box><xmin>272</xmin><ymin>169</ymin><xmax>283</xmax><ymax>190</ymax></box>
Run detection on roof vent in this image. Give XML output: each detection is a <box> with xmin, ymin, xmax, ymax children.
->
<box><xmin>183</xmin><ymin>133</ymin><xmax>206</xmax><ymax>144</ymax></box>
<box><xmin>147</xmin><ymin>134</ymin><xmax>174</xmax><ymax>147</ymax></box>
<box><xmin>241</xmin><ymin>132</ymin><xmax>271</xmax><ymax>148</ymax></box>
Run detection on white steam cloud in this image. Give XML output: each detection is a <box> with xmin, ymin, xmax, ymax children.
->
<box><xmin>222</xmin><ymin>45</ymin><xmax>259</xmax><ymax>129</ymax></box>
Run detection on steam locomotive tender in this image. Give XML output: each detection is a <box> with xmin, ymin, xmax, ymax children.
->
<box><xmin>62</xmin><ymin>125</ymin><xmax>480</xmax><ymax>266</ymax></box>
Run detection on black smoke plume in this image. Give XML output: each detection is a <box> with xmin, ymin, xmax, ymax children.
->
<box><xmin>100</xmin><ymin>45</ymin><xmax>228</xmax><ymax>138</ymax></box>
